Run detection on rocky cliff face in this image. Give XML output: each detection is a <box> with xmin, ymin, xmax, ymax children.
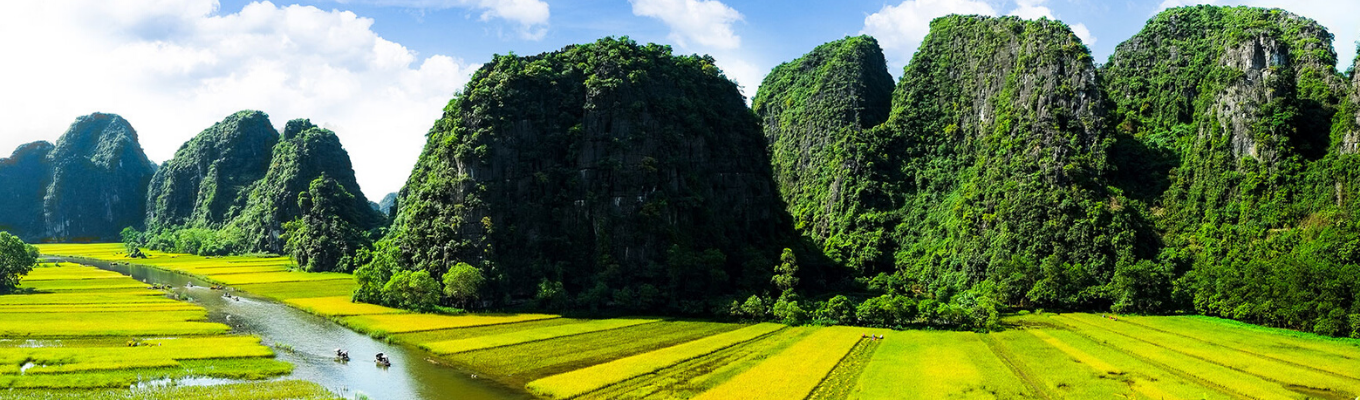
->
<box><xmin>752</xmin><ymin>36</ymin><xmax>894</xmax><ymax>266</ymax></box>
<box><xmin>377</xmin><ymin>192</ymin><xmax>397</xmax><ymax>217</ymax></box>
<box><xmin>1342</xmin><ymin>53</ymin><xmax>1360</xmax><ymax>154</ymax></box>
<box><xmin>879</xmin><ymin>16</ymin><xmax>1141</xmax><ymax>305</ymax></box>
<box><xmin>42</xmin><ymin>113</ymin><xmax>156</xmax><ymax>241</ymax></box>
<box><xmin>228</xmin><ymin>119</ymin><xmax>384</xmax><ymax>253</ymax></box>
<box><xmin>1102</xmin><ymin>6</ymin><xmax>1347</xmax><ymax>231</ymax></box>
<box><xmin>145</xmin><ymin>110</ymin><xmax>278</xmax><ymax>230</ymax></box>
<box><xmin>385</xmin><ymin>38</ymin><xmax>788</xmax><ymax>311</ymax></box>
<box><xmin>0</xmin><ymin>142</ymin><xmax>55</xmax><ymax>240</ymax></box>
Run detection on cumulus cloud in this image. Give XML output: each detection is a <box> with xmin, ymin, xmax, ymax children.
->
<box><xmin>861</xmin><ymin>0</ymin><xmax>998</xmax><ymax>68</ymax></box>
<box><xmin>864</xmin><ymin>0</ymin><xmax>1103</xmax><ymax>70</ymax></box>
<box><xmin>0</xmin><ymin>0</ymin><xmax>476</xmax><ymax>198</ymax></box>
<box><xmin>630</xmin><ymin>0</ymin><xmax>743</xmax><ymax>50</ymax></box>
<box><xmin>629</xmin><ymin>0</ymin><xmax>760</xmax><ymax>100</ymax></box>
<box><xmin>1153</xmin><ymin>0</ymin><xmax>1359</xmax><ymax>68</ymax></box>
<box><xmin>335</xmin><ymin>0</ymin><xmax>550</xmax><ymax>40</ymax></box>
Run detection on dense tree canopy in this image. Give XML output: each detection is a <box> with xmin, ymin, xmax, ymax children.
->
<box><xmin>0</xmin><ymin>232</ymin><xmax>38</xmax><ymax>294</ymax></box>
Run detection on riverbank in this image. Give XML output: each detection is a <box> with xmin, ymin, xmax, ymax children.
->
<box><xmin>35</xmin><ymin>244</ymin><xmax>1360</xmax><ymax>399</ymax></box>
<box><xmin>0</xmin><ymin>262</ymin><xmax>336</xmax><ymax>399</ymax></box>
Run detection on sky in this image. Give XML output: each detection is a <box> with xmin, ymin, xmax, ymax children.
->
<box><xmin>1</xmin><ymin>0</ymin><xmax>1357</xmax><ymax>200</ymax></box>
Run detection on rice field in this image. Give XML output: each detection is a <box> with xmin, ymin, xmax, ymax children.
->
<box><xmin>0</xmin><ymin>262</ymin><xmax>310</xmax><ymax>398</ymax></box>
<box><xmin>33</xmin><ymin>244</ymin><xmax>1360</xmax><ymax>400</ymax></box>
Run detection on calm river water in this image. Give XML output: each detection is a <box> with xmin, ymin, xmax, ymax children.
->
<box><xmin>61</xmin><ymin>257</ymin><xmax>530</xmax><ymax>400</ymax></box>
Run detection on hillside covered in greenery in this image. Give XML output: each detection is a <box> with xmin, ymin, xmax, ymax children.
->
<box><xmin>0</xmin><ymin>113</ymin><xmax>155</xmax><ymax>243</ymax></box>
<box><xmin>368</xmin><ymin>37</ymin><xmax>793</xmax><ymax>315</ymax></box>
<box><xmin>135</xmin><ymin>111</ymin><xmax>384</xmax><ymax>271</ymax></box>
<box><xmin>1101</xmin><ymin>6</ymin><xmax>1359</xmax><ymax>336</ymax></box>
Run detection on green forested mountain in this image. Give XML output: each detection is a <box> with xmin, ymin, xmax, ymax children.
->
<box><xmin>0</xmin><ymin>142</ymin><xmax>54</xmax><ymax>241</ymax></box>
<box><xmin>145</xmin><ymin>110</ymin><xmax>278</xmax><ymax>230</ymax></box>
<box><xmin>752</xmin><ymin>36</ymin><xmax>894</xmax><ymax>269</ymax></box>
<box><xmin>1102</xmin><ymin>6</ymin><xmax>1358</xmax><ymax>335</ymax></box>
<box><xmin>370</xmin><ymin>37</ymin><xmax>791</xmax><ymax>314</ymax></box>
<box><xmin>0</xmin><ymin>114</ymin><xmax>157</xmax><ymax>242</ymax></box>
<box><xmin>139</xmin><ymin>112</ymin><xmax>383</xmax><ymax>270</ymax></box>
<box><xmin>757</xmin><ymin>16</ymin><xmax>1148</xmax><ymax>314</ymax></box>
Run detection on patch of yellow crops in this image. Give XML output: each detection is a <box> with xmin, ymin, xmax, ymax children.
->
<box><xmin>22</xmin><ymin>265</ymin><xmax>126</xmax><ymax>281</ymax></box>
<box><xmin>0</xmin><ymin>311</ymin><xmax>228</xmax><ymax>337</ymax></box>
<box><xmin>235</xmin><ymin>280</ymin><xmax>357</xmax><ymax>301</ymax></box>
<box><xmin>527</xmin><ymin>323</ymin><xmax>784</xmax><ymax>399</ymax></box>
<box><xmin>19</xmin><ymin>279</ymin><xmax>147</xmax><ymax>292</ymax></box>
<box><xmin>0</xmin><ymin>291</ymin><xmax>168</xmax><ymax>305</ymax></box>
<box><xmin>424</xmin><ymin>319</ymin><xmax>657</xmax><ymax>355</ymax></box>
<box><xmin>211</xmin><ymin>271</ymin><xmax>351</xmax><ymax>285</ymax></box>
<box><xmin>284</xmin><ymin>296</ymin><xmax>404</xmax><ymax>317</ymax></box>
<box><xmin>693</xmin><ymin>326</ymin><xmax>863</xmax><ymax>400</ymax></box>
<box><xmin>342</xmin><ymin>313</ymin><xmax>560</xmax><ymax>335</ymax></box>
<box><xmin>0</xmin><ymin>304</ymin><xmax>202</xmax><ymax>313</ymax></box>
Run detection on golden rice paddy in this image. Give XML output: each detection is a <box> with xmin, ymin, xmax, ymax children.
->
<box><xmin>35</xmin><ymin>244</ymin><xmax>1360</xmax><ymax>400</ymax></box>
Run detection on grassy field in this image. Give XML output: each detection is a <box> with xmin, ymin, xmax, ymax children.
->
<box><xmin>0</xmin><ymin>262</ymin><xmax>300</xmax><ymax>397</ymax></box>
<box><xmin>34</xmin><ymin>244</ymin><xmax>1360</xmax><ymax>400</ymax></box>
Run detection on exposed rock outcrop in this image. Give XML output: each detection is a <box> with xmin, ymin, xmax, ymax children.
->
<box><xmin>752</xmin><ymin>36</ymin><xmax>894</xmax><ymax>263</ymax></box>
<box><xmin>0</xmin><ymin>141</ymin><xmax>55</xmax><ymax>240</ymax></box>
<box><xmin>42</xmin><ymin>113</ymin><xmax>156</xmax><ymax>242</ymax></box>
<box><xmin>145</xmin><ymin>110</ymin><xmax>278</xmax><ymax>230</ymax></box>
<box><xmin>228</xmin><ymin>119</ymin><xmax>385</xmax><ymax>253</ymax></box>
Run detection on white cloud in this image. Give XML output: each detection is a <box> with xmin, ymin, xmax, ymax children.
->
<box><xmin>1008</xmin><ymin>0</ymin><xmax>1054</xmax><ymax>20</ymax></box>
<box><xmin>864</xmin><ymin>0</ymin><xmax>1105</xmax><ymax>70</ymax></box>
<box><xmin>861</xmin><ymin>0</ymin><xmax>999</xmax><ymax>68</ymax></box>
<box><xmin>1070</xmin><ymin>23</ymin><xmax>1096</xmax><ymax>45</ymax></box>
<box><xmin>335</xmin><ymin>0</ymin><xmax>550</xmax><ymax>39</ymax></box>
<box><xmin>1152</xmin><ymin>0</ymin><xmax>1360</xmax><ymax>68</ymax></box>
<box><xmin>0</xmin><ymin>0</ymin><xmax>476</xmax><ymax>199</ymax></box>
<box><xmin>630</xmin><ymin>0</ymin><xmax>743</xmax><ymax>50</ymax></box>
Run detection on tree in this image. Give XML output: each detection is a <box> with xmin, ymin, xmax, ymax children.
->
<box><xmin>815</xmin><ymin>295</ymin><xmax>855</xmax><ymax>325</ymax></box>
<box><xmin>771</xmin><ymin>248</ymin><xmax>799</xmax><ymax>294</ymax></box>
<box><xmin>442</xmin><ymin>262</ymin><xmax>485</xmax><ymax>308</ymax></box>
<box><xmin>0</xmin><ymin>232</ymin><xmax>38</xmax><ymax>294</ymax></box>
<box><xmin>382</xmin><ymin>270</ymin><xmax>441</xmax><ymax>312</ymax></box>
<box><xmin>283</xmin><ymin>174</ymin><xmax>371</xmax><ymax>272</ymax></box>
<box><xmin>120</xmin><ymin>227</ymin><xmax>144</xmax><ymax>254</ymax></box>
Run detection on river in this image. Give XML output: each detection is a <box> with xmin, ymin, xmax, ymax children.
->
<box><xmin>60</xmin><ymin>257</ymin><xmax>530</xmax><ymax>400</ymax></box>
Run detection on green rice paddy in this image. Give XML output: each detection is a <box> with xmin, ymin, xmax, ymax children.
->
<box><xmin>33</xmin><ymin>243</ymin><xmax>1360</xmax><ymax>400</ymax></box>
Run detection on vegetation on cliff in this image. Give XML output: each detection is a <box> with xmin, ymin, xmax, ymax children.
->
<box><xmin>367</xmin><ymin>37</ymin><xmax>791</xmax><ymax>315</ymax></box>
<box><xmin>137</xmin><ymin>112</ymin><xmax>383</xmax><ymax>272</ymax></box>
<box><xmin>1102</xmin><ymin>5</ymin><xmax>1358</xmax><ymax>336</ymax></box>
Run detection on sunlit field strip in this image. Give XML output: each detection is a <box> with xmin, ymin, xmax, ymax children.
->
<box><xmin>1048</xmin><ymin>314</ymin><xmax>1308</xmax><ymax>399</ymax></box>
<box><xmin>342</xmin><ymin>313</ymin><xmax>560</xmax><ymax>335</ymax></box>
<box><xmin>575</xmin><ymin>326</ymin><xmax>815</xmax><ymax>400</ymax></box>
<box><xmin>284</xmin><ymin>296</ymin><xmax>404</xmax><ymax>317</ymax></box>
<box><xmin>393</xmin><ymin>319</ymin><xmax>587</xmax><ymax>344</ymax></box>
<box><xmin>1119</xmin><ymin>315</ymin><xmax>1360</xmax><ymax>379</ymax></box>
<box><xmin>22</xmin><ymin>266</ymin><xmax>127</xmax><ymax>281</ymax></box>
<box><xmin>0</xmin><ymin>380</ymin><xmax>338</xmax><ymax>400</ymax></box>
<box><xmin>850</xmin><ymin>330</ymin><xmax>1030</xmax><ymax>400</ymax></box>
<box><xmin>1032</xmin><ymin>327</ymin><xmax>1238</xmax><ymax>400</ymax></box>
<box><xmin>234</xmin><ymin>280</ymin><xmax>357</xmax><ymax>301</ymax></box>
<box><xmin>807</xmin><ymin>338</ymin><xmax>879</xmax><ymax>400</ymax></box>
<box><xmin>457</xmin><ymin>321</ymin><xmax>750</xmax><ymax>388</ymax></box>
<box><xmin>991</xmin><ymin>329</ymin><xmax>1143</xmax><ymax>397</ymax></box>
<box><xmin>19</xmin><ymin>279</ymin><xmax>148</xmax><ymax>292</ymax></box>
<box><xmin>0</xmin><ymin>304</ymin><xmax>203</xmax><ymax>313</ymax></box>
<box><xmin>0</xmin><ymin>291</ymin><xmax>169</xmax><ymax>305</ymax></box>
<box><xmin>1062</xmin><ymin>313</ymin><xmax>1360</xmax><ymax>394</ymax></box>
<box><xmin>424</xmin><ymin>319</ymin><xmax>657</xmax><ymax>355</ymax></box>
<box><xmin>208</xmin><ymin>271</ymin><xmax>352</xmax><ymax>285</ymax></box>
<box><xmin>0</xmin><ymin>358</ymin><xmax>295</xmax><ymax>390</ymax></box>
<box><xmin>527</xmin><ymin>323</ymin><xmax>783</xmax><ymax>399</ymax></box>
<box><xmin>692</xmin><ymin>326</ymin><xmax>863</xmax><ymax>400</ymax></box>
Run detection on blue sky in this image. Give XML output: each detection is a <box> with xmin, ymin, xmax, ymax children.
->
<box><xmin>0</xmin><ymin>0</ymin><xmax>1356</xmax><ymax>199</ymax></box>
